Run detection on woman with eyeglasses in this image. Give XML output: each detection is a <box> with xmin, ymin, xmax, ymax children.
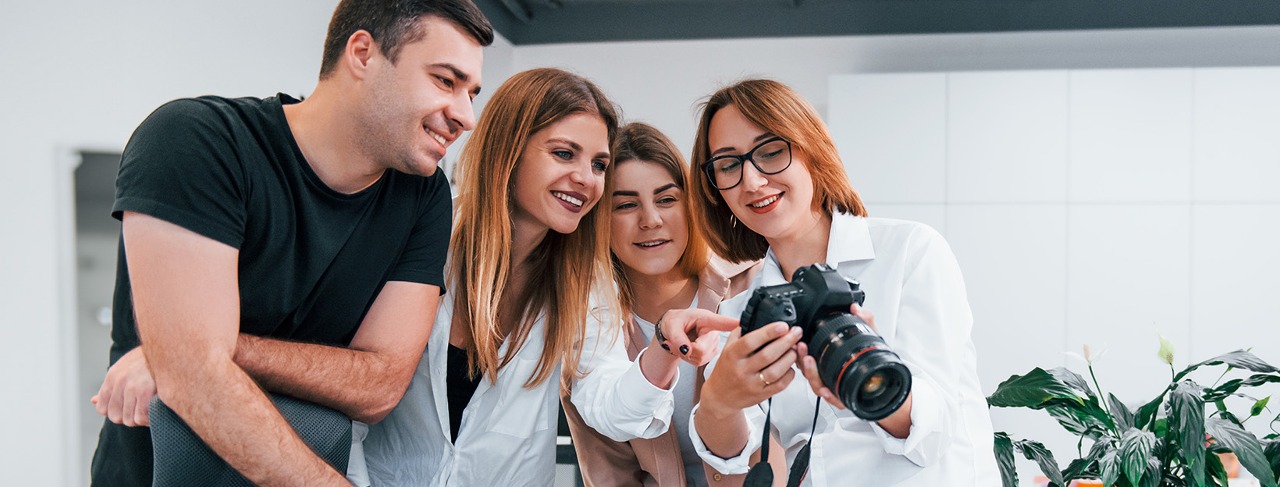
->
<box><xmin>357</xmin><ymin>69</ymin><xmax>694</xmax><ymax>486</ymax></box>
<box><xmin>559</xmin><ymin>122</ymin><xmax>785</xmax><ymax>486</ymax></box>
<box><xmin>654</xmin><ymin>79</ymin><xmax>999</xmax><ymax>486</ymax></box>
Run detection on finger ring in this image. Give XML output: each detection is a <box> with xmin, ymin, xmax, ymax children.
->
<box><xmin>758</xmin><ymin>372</ymin><xmax>771</xmax><ymax>387</ymax></box>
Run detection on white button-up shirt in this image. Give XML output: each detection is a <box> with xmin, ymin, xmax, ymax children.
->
<box><xmin>355</xmin><ymin>295</ymin><xmax>676</xmax><ymax>486</ymax></box>
<box><xmin>691</xmin><ymin>213</ymin><xmax>1000</xmax><ymax>486</ymax></box>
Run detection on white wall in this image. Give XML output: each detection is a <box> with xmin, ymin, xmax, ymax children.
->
<box><xmin>831</xmin><ymin>67</ymin><xmax>1280</xmax><ymax>483</ymax></box>
<box><xmin>6</xmin><ymin>1</ymin><xmax>1280</xmax><ymax>483</ymax></box>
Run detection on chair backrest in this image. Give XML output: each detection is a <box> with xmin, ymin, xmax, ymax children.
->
<box><xmin>149</xmin><ymin>394</ymin><xmax>352</xmax><ymax>486</ymax></box>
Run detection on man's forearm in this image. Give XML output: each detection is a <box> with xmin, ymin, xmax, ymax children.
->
<box><xmin>154</xmin><ymin>353</ymin><xmax>346</xmax><ymax>486</ymax></box>
<box><xmin>234</xmin><ymin>334</ymin><xmax>416</xmax><ymax>423</ymax></box>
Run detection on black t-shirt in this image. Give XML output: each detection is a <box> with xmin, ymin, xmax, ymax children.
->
<box><xmin>91</xmin><ymin>94</ymin><xmax>451</xmax><ymax>486</ymax></box>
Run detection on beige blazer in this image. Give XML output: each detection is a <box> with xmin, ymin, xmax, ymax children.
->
<box><xmin>562</xmin><ymin>259</ymin><xmax>781</xmax><ymax>487</ymax></box>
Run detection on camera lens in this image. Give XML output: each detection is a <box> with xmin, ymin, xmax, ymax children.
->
<box><xmin>810</xmin><ymin>314</ymin><xmax>911</xmax><ymax>420</ymax></box>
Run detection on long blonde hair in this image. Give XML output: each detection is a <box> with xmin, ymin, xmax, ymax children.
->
<box><xmin>450</xmin><ymin>68</ymin><xmax>620</xmax><ymax>388</ymax></box>
<box><xmin>689</xmin><ymin>79</ymin><xmax>867</xmax><ymax>263</ymax></box>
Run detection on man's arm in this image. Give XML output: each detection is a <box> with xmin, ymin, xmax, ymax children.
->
<box><xmin>234</xmin><ymin>280</ymin><xmax>440</xmax><ymax>424</ymax></box>
<box><xmin>124</xmin><ymin>212</ymin><xmax>346</xmax><ymax>486</ymax></box>
<box><xmin>94</xmin><ymin>266</ymin><xmax>440</xmax><ymax>426</ymax></box>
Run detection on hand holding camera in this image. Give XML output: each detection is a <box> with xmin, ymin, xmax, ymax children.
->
<box><xmin>738</xmin><ymin>264</ymin><xmax>912</xmax><ymax>421</ymax></box>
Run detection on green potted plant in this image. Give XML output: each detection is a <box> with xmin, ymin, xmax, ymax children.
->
<box><xmin>987</xmin><ymin>338</ymin><xmax>1280</xmax><ymax>487</ymax></box>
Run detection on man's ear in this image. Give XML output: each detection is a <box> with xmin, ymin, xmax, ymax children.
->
<box><xmin>343</xmin><ymin>30</ymin><xmax>379</xmax><ymax>80</ymax></box>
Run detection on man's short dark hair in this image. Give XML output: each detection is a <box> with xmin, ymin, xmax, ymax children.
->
<box><xmin>319</xmin><ymin>0</ymin><xmax>494</xmax><ymax>78</ymax></box>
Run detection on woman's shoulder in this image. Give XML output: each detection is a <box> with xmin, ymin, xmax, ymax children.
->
<box><xmin>862</xmin><ymin>216</ymin><xmax>948</xmax><ymax>250</ymax></box>
<box><xmin>701</xmin><ymin>255</ymin><xmax>763</xmax><ymax>302</ymax></box>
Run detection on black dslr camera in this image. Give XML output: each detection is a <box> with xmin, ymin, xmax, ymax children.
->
<box><xmin>739</xmin><ymin>264</ymin><xmax>911</xmax><ymax>420</ymax></box>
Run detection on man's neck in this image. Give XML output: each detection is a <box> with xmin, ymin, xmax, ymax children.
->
<box><xmin>281</xmin><ymin>85</ymin><xmax>385</xmax><ymax>194</ymax></box>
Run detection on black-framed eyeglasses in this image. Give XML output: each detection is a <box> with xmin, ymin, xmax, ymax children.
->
<box><xmin>701</xmin><ymin>137</ymin><xmax>792</xmax><ymax>190</ymax></box>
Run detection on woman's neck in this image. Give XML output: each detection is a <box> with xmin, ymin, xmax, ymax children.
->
<box><xmin>768</xmin><ymin>211</ymin><xmax>833</xmax><ymax>281</ymax></box>
<box><xmin>510</xmin><ymin>217</ymin><xmax>548</xmax><ymax>271</ymax></box>
<box><xmin>626</xmin><ymin>268</ymin><xmax>698</xmax><ymax>325</ymax></box>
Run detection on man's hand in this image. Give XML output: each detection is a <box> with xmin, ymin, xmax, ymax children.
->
<box><xmin>92</xmin><ymin>347</ymin><xmax>155</xmax><ymax>427</ymax></box>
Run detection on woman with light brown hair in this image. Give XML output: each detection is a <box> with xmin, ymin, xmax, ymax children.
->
<box><xmin>655</xmin><ymin>79</ymin><xmax>999</xmax><ymax>486</ymax></box>
<box><xmin>358</xmin><ymin>69</ymin><xmax>692</xmax><ymax>486</ymax></box>
<box><xmin>560</xmin><ymin>122</ymin><xmax>783</xmax><ymax>486</ymax></box>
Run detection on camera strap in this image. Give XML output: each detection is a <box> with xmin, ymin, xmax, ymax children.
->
<box><xmin>743</xmin><ymin>397</ymin><xmax>823</xmax><ymax>487</ymax></box>
<box><xmin>742</xmin><ymin>399</ymin><xmax>775</xmax><ymax>487</ymax></box>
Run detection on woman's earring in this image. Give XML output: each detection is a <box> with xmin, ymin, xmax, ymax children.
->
<box><xmin>730</xmin><ymin>215</ymin><xmax>738</xmax><ymax>228</ymax></box>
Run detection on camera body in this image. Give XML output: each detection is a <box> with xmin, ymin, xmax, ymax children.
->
<box><xmin>739</xmin><ymin>264</ymin><xmax>911</xmax><ymax>420</ymax></box>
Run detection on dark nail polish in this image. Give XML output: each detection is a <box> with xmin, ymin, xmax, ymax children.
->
<box><xmin>661</xmin><ymin>344</ymin><xmax>670</xmax><ymax>351</ymax></box>
<box><xmin>679</xmin><ymin>345</ymin><xmax>690</xmax><ymax>355</ymax></box>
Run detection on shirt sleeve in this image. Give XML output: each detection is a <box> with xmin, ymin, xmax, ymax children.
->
<box><xmin>688</xmin><ymin>401</ymin><xmax>765</xmax><ymax>475</ymax></box>
<box><xmin>866</xmin><ymin>224</ymin><xmax>974</xmax><ymax>466</ymax></box>
<box><xmin>569</xmin><ymin>302</ymin><xmax>676</xmax><ymax>442</ymax></box>
<box><xmin>385</xmin><ymin>173</ymin><xmax>452</xmax><ymax>292</ymax></box>
<box><xmin>113</xmin><ymin>98</ymin><xmax>247</xmax><ymax>248</ymax></box>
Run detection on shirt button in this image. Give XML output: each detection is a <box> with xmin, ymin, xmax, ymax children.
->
<box><xmin>712</xmin><ymin>473</ymin><xmax>723</xmax><ymax>482</ymax></box>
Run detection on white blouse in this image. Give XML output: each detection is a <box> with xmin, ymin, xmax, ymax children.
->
<box><xmin>355</xmin><ymin>294</ymin><xmax>676</xmax><ymax>486</ymax></box>
<box><xmin>690</xmin><ymin>213</ymin><xmax>1000</xmax><ymax>486</ymax></box>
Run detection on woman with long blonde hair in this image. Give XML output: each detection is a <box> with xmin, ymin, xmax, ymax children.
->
<box><xmin>358</xmin><ymin>69</ymin><xmax>692</xmax><ymax>486</ymax></box>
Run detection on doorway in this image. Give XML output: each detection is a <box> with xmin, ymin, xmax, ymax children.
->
<box><xmin>74</xmin><ymin>150</ymin><xmax>120</xmax><ymax>485</ymax></box>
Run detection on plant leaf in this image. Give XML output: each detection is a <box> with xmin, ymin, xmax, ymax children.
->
<box><xmin>1110</xmin><ymin>393</ymin><xmax>1136</xmax><ymax>430</ymax></box>
<box><xmin>1206</xmin><ymin>416</ymin><xmax>1279</xmax><ymax>487</ymax></box>
<box><xmin>1099</xmin><ymin>445</ymin><xmax>1122</xmax><ymax>486</ymax></box>
<box><xmin>1050</xmin><ymin>367</ymin><xmax>1096</xmax><ymax>397</ymax></box>
<box><xmin>1168</xmin><ymin>380</ymin><xmax>1206</xmax><ymax>487</ymax></box>
<box><xmin>1140</xmin><ymin>454</ymin><xmax>1162</xmax><ymax>487</ymax></box>
<box><xmin>1242</xmin><ymin>373</ymin><xmax>1280</xmax><ymax>388</ymax></box>
<box><xmin>1135</xmin><ymin>391</ymin><xmax>1168</xmax><ymax>430</ymax></box>
<box><xmin>1219</xmin><ymin>410</ymin><xmax>1243</xmax><ymax>427</ymax></box>
<box><xmin>1063</xmin><ymin>439</ymin><xmax>1112</xmax><ymax>481</ymax></box>
<box><xmin>1015</xmin><ymin>439</ymin><xmax>1065</xmax><ymax>487</ymax></box>
<box><xmin>989</xmin><ymin>368</ymin><xmax>1084</xmax><ymax>409</ymax></box>
<box><xmin>1264</xmin><ymin>439</ymin><xmax>1280</xmax><ymax>483</ymax></box>
<box><xmin>1119</xmin><ymin>428</ymin><xmax>1157</xmax><ymax>486</ymax></box>
<box><xmin>1253</xmin><ymin>396</ymin><xmax>1272</xmax><ymax>418</ymax></box>
<box><xmin>1204</xmin><ymin>378</ymin><xmax>1245</xmax><ymax>402</ymax></box>
<box><xmin>1206</xmin><ymin>450</ymin><xmax>1229</xmax><ymax>487</ymax></box>
<box><xmin>1202</xmin><ymin>374</ymin><xmax>1280</xmax><ymax>402</ymax></box>
<box><xmin>993</xmin><ymin>432</ymin><xmax>1018</xmax><ymax>487</ymax></box>
<box><xmin>1176</xmin><ymin>350</ymin><xmax>1280</xmax><ymax>382</ymax></box>
<box><xmin>1047</xmin><ymin>403</ymin><xmax>1113</xmax><ymax>440</ymax></box>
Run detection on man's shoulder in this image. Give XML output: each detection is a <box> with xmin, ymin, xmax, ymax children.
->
<box><xmin>144</xmin><ymin>95</ymin><xmax>276</xmax><ymax>127</ymax></box>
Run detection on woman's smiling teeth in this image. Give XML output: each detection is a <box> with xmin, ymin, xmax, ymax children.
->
<box><xmin>749</xmin><ymin>193</ymin><xmax>781</xmax><ymax>208</ymax></box>
<box><xmin>635</xmin><ymin>239</ymin><xmax>669</xmax><ymax>248</ymax></box>
<box><xmin>553</xmin><ymin>191</ymin><xmax>584</xmax><ymax>207</ymax></box>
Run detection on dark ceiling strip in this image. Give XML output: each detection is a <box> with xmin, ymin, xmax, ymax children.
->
<box><xmin>498</xmin><ymin>0</ymin><xmax>532</xmax><ymax>23</ymax></box>
<box><xmin>475</xmin><ymin>0</ymin><xmax>1280</xmax><ymax>45</ymax></box>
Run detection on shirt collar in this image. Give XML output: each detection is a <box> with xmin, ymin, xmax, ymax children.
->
<box><xmin>761</xmin><ymin>211</ymin><xmax>876</xmax><ymax>284</ymax></box>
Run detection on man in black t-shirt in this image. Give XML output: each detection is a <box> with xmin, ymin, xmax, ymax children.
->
<box><xmin>87</xmin><ymin>1</ymin><xmax>492</xmax><ymax>486</ymax></box>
